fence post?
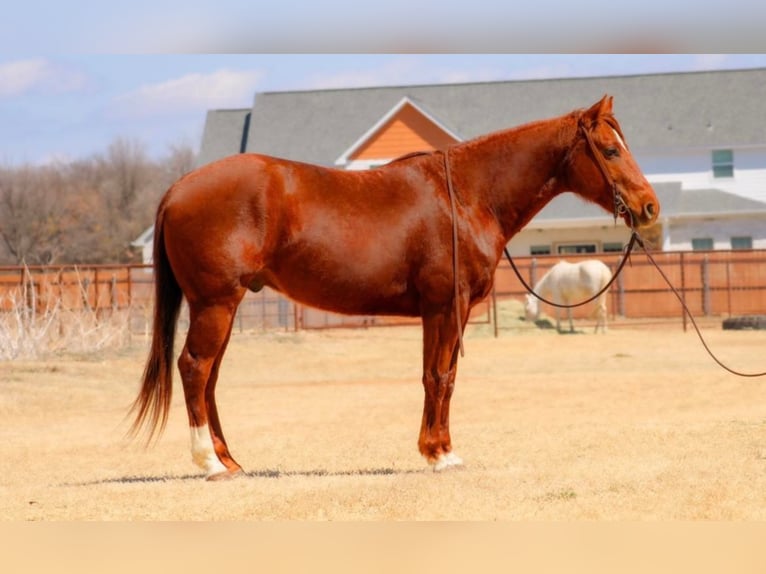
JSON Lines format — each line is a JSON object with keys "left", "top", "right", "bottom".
{"left": 701, "top": 255, "right": 710, "bottom": 316}
{"left": 94, "top": 268, "right": 100, "bottom": 318}
{"left": 23, "top": 266, "right": 36, "bottom": 328}
{"left": 261, "top": 289, "right": 267, "bottom": 330}
{"left": 110, "top": 274, "right": 118, "bottom": 312}
{"left": 82, "top": 277, "right": 91, "bottom": 311}
{"left": 679, "top": 252, "right": 687, "bottom": 332}
{"left": 491, "top": 283, "right": 498, "bottom": 338}
{"left": 617, "top": 265, "right": 625, "bottom": 317}
{"left": 127, "top": 266, "right": 133, "bottom": 307}
{"left": 725, "top": 261, "right": 732, "bottom": 316}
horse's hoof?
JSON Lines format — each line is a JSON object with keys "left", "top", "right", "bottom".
{"left": 432, "top": 452, "right": 464, "bottom": 472}
{"left": 206, "top": 468, "right": 244, "bottom": 482}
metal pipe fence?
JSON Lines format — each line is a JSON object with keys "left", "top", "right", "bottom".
{"left": 2, "top": 248, "right": 764, "bottom": 337}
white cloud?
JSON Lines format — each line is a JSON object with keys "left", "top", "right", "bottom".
{"left": 307, "top": 57, "right": 509, "bottom": 90}
{"left": 0, "top": 59, "right": 88, "bottom": 97}
{"left": 113, "top": 68, "right": 264, "bottom": 117}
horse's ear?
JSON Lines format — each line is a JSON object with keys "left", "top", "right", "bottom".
{"left": 583, "top": 94, "right": 612, "bottom": 125}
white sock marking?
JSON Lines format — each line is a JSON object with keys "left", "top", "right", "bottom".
{"left": 190, "top": 424, "right": 228, "bottom": 476}
{"left": 432, "top": 451, "right": 464, "bottom": 472}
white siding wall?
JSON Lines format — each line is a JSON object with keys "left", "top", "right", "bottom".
{"left": 636, "top": 146, "right": 766, "bottom": 203}
{"left": 664, "top": 217, "right": 766, "bottom": 251}
{"left": 509, "top": 225, "right": 634, "bottom": 256}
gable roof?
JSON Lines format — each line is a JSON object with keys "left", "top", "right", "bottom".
{"left": 656, "top": 185, "right": 766, "bottom": 218}
{"left": 334, "top": 96, "right": 462, "bottom": 165}
{"left": 197, "top": 67, "right": 766, "bottom": 168}
{"left": 197, "top": 108, "right": 251, "bottom": 167}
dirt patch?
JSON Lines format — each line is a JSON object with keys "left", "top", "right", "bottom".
{"left": 2, "top": 322, "right": 766, "bottom": 520}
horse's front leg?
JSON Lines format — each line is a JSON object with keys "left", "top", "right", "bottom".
{"left": 419, "top": 311, "right": 464, "bottom": 472}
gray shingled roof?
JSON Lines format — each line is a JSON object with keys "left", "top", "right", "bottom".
{"left": 198, "top": 67, "right": 766, "bottom": 168}
{"left": 198, "top": 108, "right": 251, "bottom": 166}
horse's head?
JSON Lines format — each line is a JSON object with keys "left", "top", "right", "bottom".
{"left": 524, "top": 293, "right": 539, "bottom": 321}
{"left": 565, "top": 95, "right": 659, "bottom": 229}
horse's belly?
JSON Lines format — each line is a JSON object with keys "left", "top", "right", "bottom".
{"left": 264, "top": 267, "right": 421, "bottom": 317}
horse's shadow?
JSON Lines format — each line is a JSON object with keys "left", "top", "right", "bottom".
{"left": 64, "top": 467, "right": 423, "bottom": 487}
{"left": 534, "top": 318, "right": 555, "bottom": 329}
{"left": 530, "top": 317, "right": 585, "bottom": 334}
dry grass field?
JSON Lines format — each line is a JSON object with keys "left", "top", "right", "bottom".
{"left": 2, "top": 308, "right": 766, "bottom": 521}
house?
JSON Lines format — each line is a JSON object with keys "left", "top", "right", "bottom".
{"left": 134, "top": 67, "right": 766, "bottom": 262}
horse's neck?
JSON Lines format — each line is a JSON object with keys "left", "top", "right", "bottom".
{"left": 534, "top": 271, "right": 554, "bottom": 298}
{"left": 453, "top": 115, "right": 577, "bottom": 242}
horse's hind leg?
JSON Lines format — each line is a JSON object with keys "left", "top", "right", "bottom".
{"left": 179, "top": 299, "right": 243, "bottom": 480}
{"left": 595, "top": 299, "right": 608, "bottom": 334}
{"left": 204, "top": 324, "right": 243, "bottom": 481}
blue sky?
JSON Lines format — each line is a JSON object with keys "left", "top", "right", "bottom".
{"left": 2, "top": 54, "right": 766, "bottom": 165}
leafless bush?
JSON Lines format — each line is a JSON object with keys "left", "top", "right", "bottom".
{"left": 0, "top": 269, "right": 133, "bottom": 360}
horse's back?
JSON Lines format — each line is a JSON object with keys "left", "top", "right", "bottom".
{"left": 578, "top": 260, "right": 612, "bottom": 289}
{"left": 157, "top": 151, "right": 458, "bottom": 317}
{"left": 545, "top": 260, "right": 610, "bottom": 301}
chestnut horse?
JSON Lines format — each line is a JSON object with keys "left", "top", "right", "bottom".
{"left": 131, "top": 95, "right": 659, "bottom": 480}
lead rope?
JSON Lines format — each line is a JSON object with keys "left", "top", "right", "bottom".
{"left": 507, "top": 231, "right": 766, "bottom": 377}
{"left": 510, "top": 116, "right": 765, "bottom": 377}
{"left": 633, "top": 235, "right": 766, "bottom": 377}
{"left": 505, "top": 232, "right": 639, "bottom": 311}
{"left": 444, "top": 149, "right": 465, "bottom": 357}
{"left": 584, "top": 115, "right": 765, "bottom": 376}
{"left": 504, "top": 117, "right": 637, "bottom": 311}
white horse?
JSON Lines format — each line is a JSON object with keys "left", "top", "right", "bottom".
{"left": 524, "top": 260, "right": 612, "bottom": 333}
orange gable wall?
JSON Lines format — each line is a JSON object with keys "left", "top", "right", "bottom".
{"left": 350, "top": 103, "right": 459, "bottom": 160}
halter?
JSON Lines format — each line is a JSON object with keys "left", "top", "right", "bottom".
{"left": 509, "top": 119, "right": 766, "bottom": 377}
{"left": 445, "top": 120, "right": 765, "bottom": 377}
{"left": 577, "top": 116, "right": 631, "bottom": 226}
{"left": 445, "top": 117, "right": 635, "bottom": 356}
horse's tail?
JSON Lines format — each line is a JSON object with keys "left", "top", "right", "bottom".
{"left": 128, "top": 199, "right": 182, "bottom": 442}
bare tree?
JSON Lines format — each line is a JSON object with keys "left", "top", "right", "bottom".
{"left": 163, "top": 141, "right": 196, "bottom": 183}
{"left": 0, "top": 139, "right": 197, "bottom": 265}
{"left": 0, "top": 164, "right": 73, "bottom": 264}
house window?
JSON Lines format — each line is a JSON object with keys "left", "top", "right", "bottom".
{"left": 691, "top": 238, "right": 714, "bottom": 251}
{"left": 557, "top": 243, "right": 596, "bottom": 254}
{"left": 731, "top": 236, "right": 752, "bottom": 250}
{"left": 603, "top": 242, "right": 624, "bottom": 253}
{"left": 712, "top": 149, "right": 733, "bottom": 178}
{"left": 530, "top": 245, "right": 551, "bottom": 255}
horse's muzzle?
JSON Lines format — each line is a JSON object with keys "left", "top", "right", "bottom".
{"left": 640, "top": 200, "right": 659, "bottom": 226}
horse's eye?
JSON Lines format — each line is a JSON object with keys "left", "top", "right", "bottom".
{"left": 603, "top": 147, "right": 620, "bottom": 159}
